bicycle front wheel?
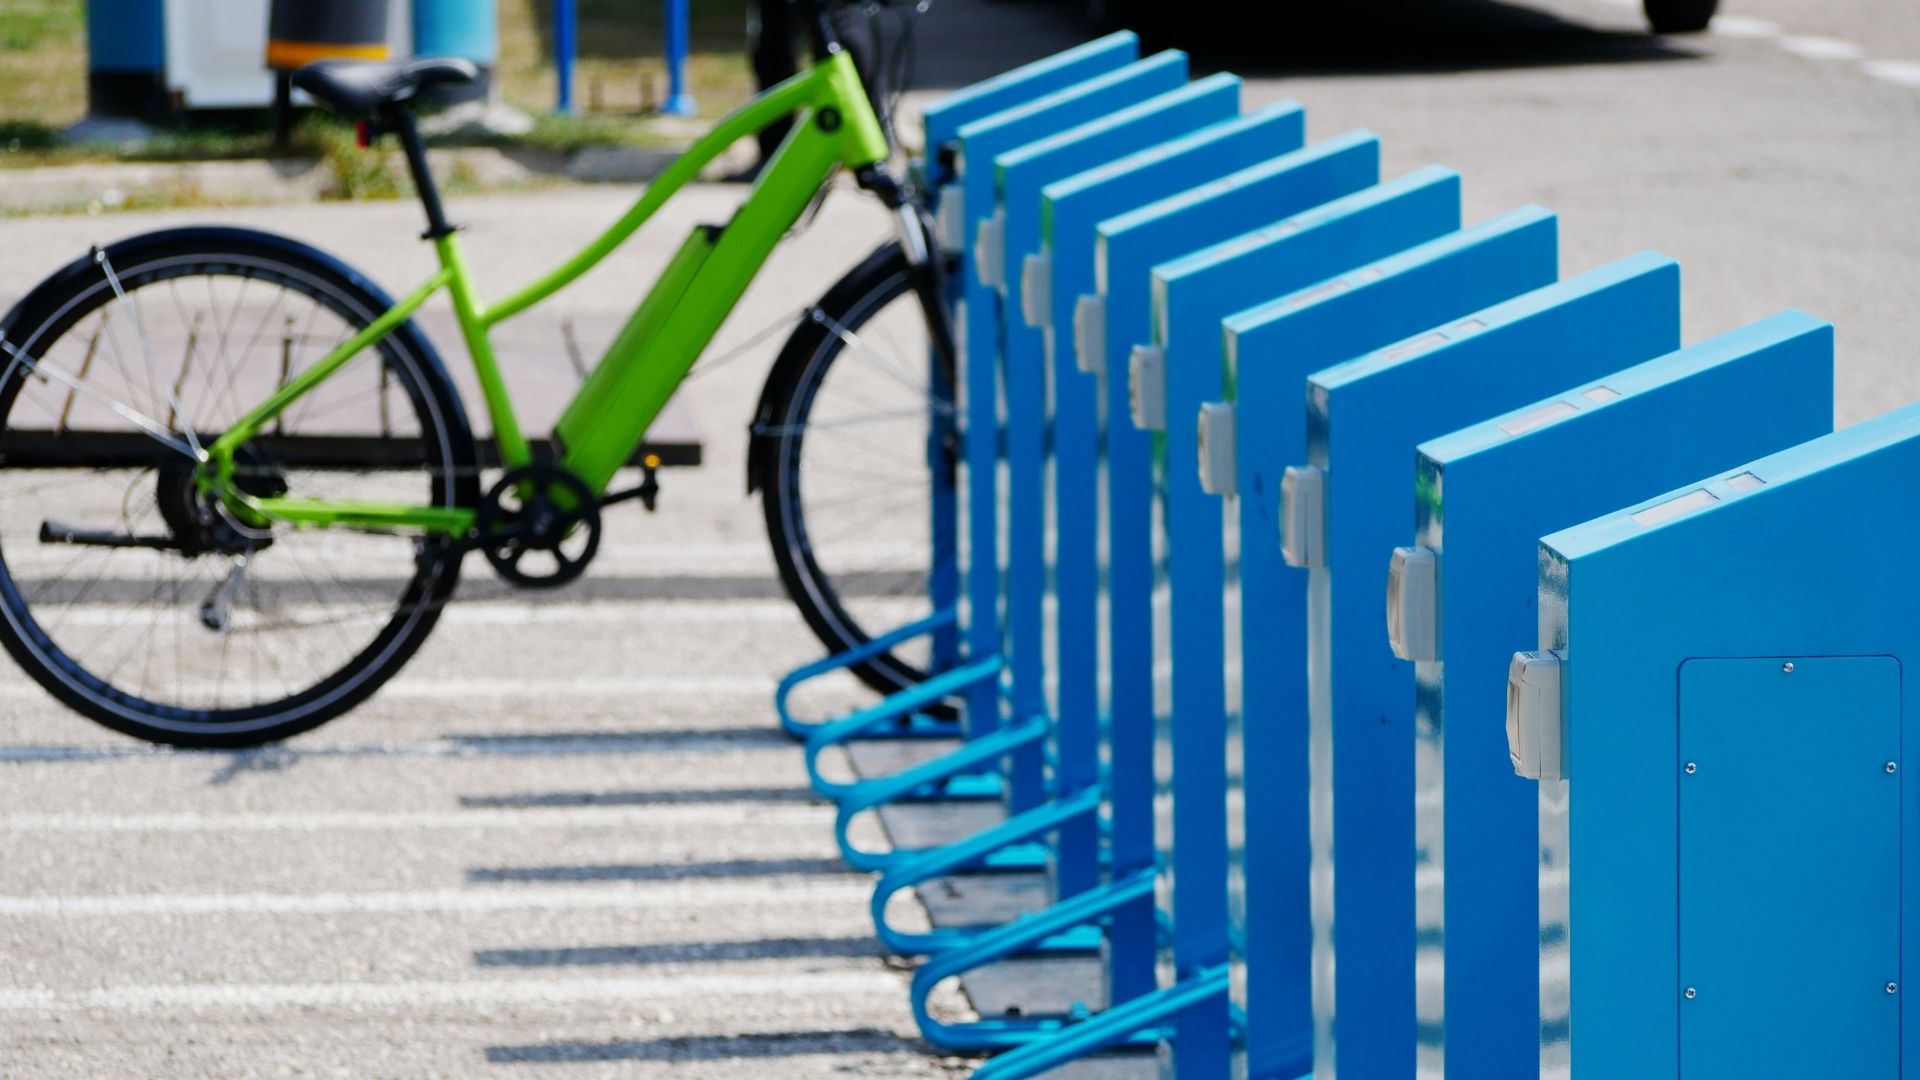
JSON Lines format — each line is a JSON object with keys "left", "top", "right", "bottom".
{"left": 0, "top": 227, "right": 480, "bottom": 747}
{"left": 754, "top": 242, "right": 958, "bottom": 698}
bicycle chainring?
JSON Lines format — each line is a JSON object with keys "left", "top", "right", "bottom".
{"left": 473, "top": 464, "right": 601, "bottom": 589}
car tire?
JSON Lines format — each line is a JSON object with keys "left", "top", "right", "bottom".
{"left": 1644, "top": 0, "right": 1718, "bottom": 34}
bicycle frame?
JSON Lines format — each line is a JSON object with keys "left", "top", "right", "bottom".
{"left": 201, "top": 50, "right": 891, "bottom": 536}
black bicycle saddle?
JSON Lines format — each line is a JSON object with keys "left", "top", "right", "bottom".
{"left": 292, "top": 58, "right": 479, "bottom": 118}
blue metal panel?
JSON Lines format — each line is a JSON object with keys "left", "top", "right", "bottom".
{"left": 990, "top": 73, "right": 1241, "bottom": 816}
{"left": 921, "top": 32, "right": 1139, "bottom": 186}
{"left": 1097, "top": 131, "right": 1383, "bottom": 1077}
{"left": 1523, "top": 319, "right": 1920, "bottom": 1078}
{"left": 916, "top": 36, "right": 1136, "bottom": 672}
{"left": 1678, "top": 656, "right": 1899, "bottom": 1079}
{"left": 1411, "top": 310, "right": 1834, "bottom": 1078}
{"left": 1225, "top": 205, "right": 1561, "bottom": 1080}
{"left": 1030, "top": 100, "right": 1308, "bottom": 1002}
{"left": 949, "top": 52, "right": 1190, "bottom": 735}
{"left": 791, "top": 37, "right": 1156, "bottom": 739}
{"left": 1160, "top": 165, "right": 1462, "bottom": 1080}
{"left": 89, "top": 0, "right": 165, "bottom": 71}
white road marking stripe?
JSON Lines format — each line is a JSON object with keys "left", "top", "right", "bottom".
{"left": 1697, "top": 13, "right": 1920, "bottom": 97}
{"left": 1710, "top": 15, "right": 1782, "bottom": 38}
{"left": 0, "top": 674, "right": 781, "bottom": 700}
{"left": 0, "top": 880, "right": 876, "bottom": 917}
{"left": 440, "top": 598, "right": 922, "bottom": 626}
{"left": 0, "top": 728, "right": 815, "bottom": 762}
{"left": 0, "top": 803, "right": 826, "bottom": 833}
{"left": 1775, "top": 35, "right": 1866, "bottom": 61}
{"left": 0, "top": 971, "right": 902, "bottom": 1013}
{"left": 385, "top": 674, "right": 779, "bottom": 696}
{"left": 13, "top": 597, "right": 923, "bottom": 628}
{"left": 1862, "top": 59, "right": 1920, "bottom": 87}
{"left": 445, "top": 600, "right": 806, "bottom": 625}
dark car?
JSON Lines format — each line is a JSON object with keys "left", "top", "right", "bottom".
{"left": 1091, "top": 0, "right": 1720, "bottom": 37}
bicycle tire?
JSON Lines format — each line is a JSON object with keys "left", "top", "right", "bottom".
{"left": 753, "top": 241, "right": 960, "bottom": 699}
{"left": 0, "top": 227, "right": 480, "bottom": 747}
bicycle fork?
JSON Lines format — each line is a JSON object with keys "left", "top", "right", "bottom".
{"left": 861, "top": 166, "right": 960, "bottom": 381}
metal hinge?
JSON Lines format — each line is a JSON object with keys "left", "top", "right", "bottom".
{"left": 974, "top": 210, "right": 1004, "bottom": 290}
{"left": 1197, "top": 401, "right": 1236, "bottom": 497}
{"left": 1506, "top": 650, "right": 1565, "bottom": 781}
{"left": 1385, "top": 545, "right": 1439, "bottom": 662}
{"left": 937, "top": 185, "right": 966, "bottom": 250}
{"left": 1279, "top": 465, "right": 1325, "bottom": 569}
{"left": 1128, "top": 344, "right": 1166, "bottom": 432}
{"left": 1073, "top": 294, "right": 1105, "bottom": 376}
{"left": 1020, "top": 253, "right": 1051, "bottom": 330}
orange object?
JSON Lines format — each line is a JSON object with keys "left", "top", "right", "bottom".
{"left": 266, "top": 39, "right": 389, "bottom": 70}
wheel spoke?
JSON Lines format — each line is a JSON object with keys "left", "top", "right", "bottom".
{"left": 0, "top": 252, "right": 463, "bottom": 741}
{"left": 766, "top": 264, "right": 945, "bottom": 693}
{"left": 0, "top": 338, "right": 198, "bottom": 460}
{"left": 95, "top": 249, "right": 204, "bottom": 458}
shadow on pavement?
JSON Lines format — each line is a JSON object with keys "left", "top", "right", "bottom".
{"left": 458, "top": 785, "right": 817, "bottom": 808}
{"left": 446, "top": 728, "right": 790, "bottom": 753}
{"left": 484, "top": 1028, "right": 923, "bottom": 1064}
{"left": 473, "top": 935, "right": 885, "bottom": 967}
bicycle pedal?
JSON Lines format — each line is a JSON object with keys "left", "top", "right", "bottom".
{"left": 604, "top": 463, "right": 661, "bottom": 513}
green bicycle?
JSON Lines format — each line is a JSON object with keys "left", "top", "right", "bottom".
{"left": 0, "top": 1, "right": 958, "bottom": 747}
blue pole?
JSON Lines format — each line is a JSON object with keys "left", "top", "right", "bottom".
{"left": 555, "top": 0, "right": 577, "bottom": 114}
{"left": 662, "top": 0, "right": 697, "bottom": 116}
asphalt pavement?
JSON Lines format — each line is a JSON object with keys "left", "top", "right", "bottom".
{"left": 0, "top": 0, "right": 1915, "bottom": 1075}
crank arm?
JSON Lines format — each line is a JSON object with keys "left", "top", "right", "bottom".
{"left": 39, "top": 520, "right": 182, "bottom": 551}
{"left": 600, "top": 464, "right": 661, "bottom": 512}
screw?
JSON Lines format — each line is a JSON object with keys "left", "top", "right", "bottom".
{"left": 1890, "top": 983, "right": 1900, "bottom": 995}
{"left": 1684, "top": 987, "right": 1697, "bottom": 1000}
{"left": 1684, "top": 762, "right": 1697, "bottom": 775}
{"left": 1782, "top": 662, "right": 1795, "bottom": 673}
{"left": 1889, "top": 762, "right": 1899, "bottom": 775}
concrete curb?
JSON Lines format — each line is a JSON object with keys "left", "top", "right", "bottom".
{"left": 0, "top": 141, "right": 742, "bottom": 215}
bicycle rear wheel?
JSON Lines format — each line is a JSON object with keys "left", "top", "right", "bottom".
{"left": 754, "top": 242, "right": 958, "bottom": 698}
{"left": 0, "top": 227, "right": 479, "bottom": 747}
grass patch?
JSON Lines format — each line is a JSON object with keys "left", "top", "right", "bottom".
{"left": 0, "top": 0, "right": 88, "bottom": 129}
{"left": 0, "top": 0, "right": 754, "bottom": 195}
